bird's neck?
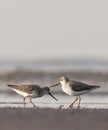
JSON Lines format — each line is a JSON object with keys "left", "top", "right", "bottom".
{"left": 42, "top": 91, "right": 47, "bottom": 95}
{"left": 61, "top": 81, "right": 68, "bottom": 87}
{"left": 42, "top": 88, "right": 48, "bottom": 95}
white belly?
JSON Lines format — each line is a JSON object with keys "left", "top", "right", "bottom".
{"left": 12, "top": 89, "right": 29, "bottom": 97}
{"left": 62, "top": 86, "right": 91, "bottom": 96}
{"left": 72, "top": 90, "right": 91, "bottom": 96}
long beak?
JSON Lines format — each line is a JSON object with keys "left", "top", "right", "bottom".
{"left": 48, "top": 92, "right": 58, "bottom": 101}
{"left": 50, "top": 83, "right": 60, "bottom": 88}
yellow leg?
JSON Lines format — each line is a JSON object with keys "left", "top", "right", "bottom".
{"left": 69, "top": 97, "right": 78, "bottom": 108}
{"left": 30, "top": 98, "right": 36, "bottom": 107}
{"left": 78, "top": 96, "right": 81, "bottom": 108}
{"left": 23, "top": 97, "right": 26, "bottom": 108}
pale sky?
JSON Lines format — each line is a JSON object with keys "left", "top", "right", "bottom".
{"left": 0, "top": 0, "right": 108, "bottom": 60}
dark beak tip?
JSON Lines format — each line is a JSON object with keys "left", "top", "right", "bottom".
{"left": 48, "top": 92, "right": 58, "bottom": 101}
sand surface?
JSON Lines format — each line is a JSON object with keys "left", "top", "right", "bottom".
{"left": 0, "top": 108, "right": 108, "bottom": 130}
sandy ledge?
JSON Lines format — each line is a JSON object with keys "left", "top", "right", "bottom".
{"left": 0, "top": 108, "right": 108, "bottom": 130}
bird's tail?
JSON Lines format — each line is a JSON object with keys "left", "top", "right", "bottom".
{"left": 7, "top": 85, "right": 18, "bottom": 89}
{"left": 7, "top": 84, "right": 15, "bottom": 87}
{"left": 91, "top": 85, "right": 101, "bottom": 90}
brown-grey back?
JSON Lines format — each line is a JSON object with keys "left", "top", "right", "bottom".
{"left": 69, "top": 80, "right": 100, "bottom": 91}
{"left": 7, "top": 84, "right": 41, "bottom": 94}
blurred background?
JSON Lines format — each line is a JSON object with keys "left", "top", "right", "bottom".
{"left": 0, "top": 0, "right": 108, "bottom": 108}
{"left": 0, "top": 0, "right": 108, "bottom": 60}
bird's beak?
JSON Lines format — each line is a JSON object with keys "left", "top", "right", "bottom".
{"left": 48, "top": 92, "right": 58, "bottom": 101}
{"left": 50, "top": 83, "right": 60, "bottom": 88}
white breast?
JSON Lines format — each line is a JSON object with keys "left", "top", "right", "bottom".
{"left": 62, "top": 86, "right": 73, "bottom": 95}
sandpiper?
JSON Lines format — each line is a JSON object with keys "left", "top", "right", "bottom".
{"left": 52, "top": 76, "right": 100, "bottom": 108}
{"left": 7, "top": 84, "right": 58, "bottom": 107}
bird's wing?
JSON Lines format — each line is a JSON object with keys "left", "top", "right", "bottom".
{"left": 69, "top": 81, "right": 97, "bottom": 91}
{"left": 7, "top": 84, "right": 41, "bottom": 94}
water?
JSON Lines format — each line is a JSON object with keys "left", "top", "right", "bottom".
{"left": 0, "top": 59, "right": 107, "bottom": 109}
{"left": 0, "top": 94, "right": 108, "bottom": 109}
{"left": 0, "top": 85, "right": 107, "bottom": 109}
{"left": 0, "top": 59, "right": 108, "bottom": 72}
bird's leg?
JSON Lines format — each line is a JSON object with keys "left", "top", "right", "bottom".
{"left": 23, "top": 97, "right": 26, "bottom": 108}
{"left": 30, "top": 98, "right": 36, "bottom": 107}
{"left": 69, "top": 97, "right": 78, "bottom": 108}
{"left": 78, "top": 96, "right": 81, "bottom": 108}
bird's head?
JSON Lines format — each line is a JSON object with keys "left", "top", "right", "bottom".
{"left": 60, "top": 76, "right": 70, "bottom": 85}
